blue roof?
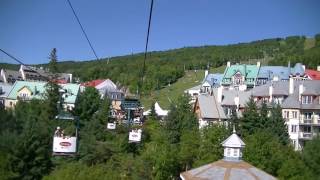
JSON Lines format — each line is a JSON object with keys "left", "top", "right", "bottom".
{"left": 291, "top": 63, "right": 305, "bottom": 75}
{"left": 257, "top": 66, "right": 290, "bottom": 80}
{"left": 202, "top": 73, "right": 223, "bottom": 86}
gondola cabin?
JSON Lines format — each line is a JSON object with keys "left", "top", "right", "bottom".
{"left": 107, "top": 122, "right": 116, "bottom": 130}
{"left": 52, "top": 114, "right": 79, "bottom": 156}
{"left": 53, "top": 136, "right": 77, "bottom": 155}
{"left": 129, "top": 129, "right": 142, "bottom": 143}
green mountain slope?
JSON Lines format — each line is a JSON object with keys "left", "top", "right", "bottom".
{"left": 1, "top": 34, "right": 319, "bottom": 95}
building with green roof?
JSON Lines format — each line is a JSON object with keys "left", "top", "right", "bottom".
{"left": 221, "top": 61, "right": 260, "bottom": 89}
{"left": 5, "top": 81, "right": 80, "bottom": 110}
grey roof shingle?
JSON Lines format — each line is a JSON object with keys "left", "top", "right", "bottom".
{"left": 180, "top": 160, "right": 276, "bottom": 180}
{"left": 198, "top": 94, "right": 227, "bottom": 119}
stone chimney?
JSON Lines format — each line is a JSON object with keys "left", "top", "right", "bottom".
{"left": 217, "top": 86, "right": 223, "bottom": 103}
{"left": 269, "top": 85, "right": 273, "bottom": 102}
{"left": 227, "top": 61, "right": 231, "bottom": 67}
{"left": 234, "top": 95, "right": 240, "bottom": 111}
{"left": 289, "top": 77, "right": 294, "bottom": 94}
{"left": 19, "top": 65, "right": 26, "bottom": 80}
{"left": 299, "top": 84, "right": 305, "bottom": 102}
{"left": 204, "top": 70, "right": 208, "bottom": 79}
{"left": 0, "top": 69, "right": 7, "bottom": 83}
{"left": 69, "top": 73, "right": 73, "bottom": 83}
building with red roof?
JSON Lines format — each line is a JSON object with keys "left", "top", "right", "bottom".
{"left": 305, "top": 69, "right": 320, "bottom": 80}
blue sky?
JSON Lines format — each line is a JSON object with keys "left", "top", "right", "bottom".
{"left": 0, "top": 0, "right": 319, "bottom": 64}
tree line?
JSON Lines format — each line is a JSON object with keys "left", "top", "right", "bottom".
{"left": 1, "top": 87, "right": 320, "bottom": 179}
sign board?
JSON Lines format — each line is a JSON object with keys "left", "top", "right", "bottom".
{"left": 53, "top": 136, "right": 77, "bottom": 153}
{"left": 107, "top": 123, "right": 116, "bottom": 130}
{"left": 129, "top": 130, "right": 142, "bottom": 142}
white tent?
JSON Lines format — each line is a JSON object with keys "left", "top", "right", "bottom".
{"left": 154, "top": 102, "right": 168, "bottom": 116}
{"left": 144, "top": 102, "right": 169, "bottom": 116}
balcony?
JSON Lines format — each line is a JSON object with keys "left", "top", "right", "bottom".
{"left": 299, "top": 132, "right": 318, "bottom": 140}
{"left": 299, "top": 115, "right": 320, "bottom": 125}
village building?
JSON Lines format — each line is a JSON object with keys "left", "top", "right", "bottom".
{"left": 0, "top": 65, "right": 72, "bottom": 84}
{"left": 251, "top": 79, "right": 320, "bottom": 150}
{"left": 185, "top": 70, "right": 223, "bottom": 103}
{"left": 194, "top": 86, "right": 251, "bottom": 128}
{"left": 5, "top": 81, "right": 80, "bottom": 110}
{"left": 221, "top": 61, "right": 260, "bottom": 90}
{"left": 305, "top": 67, "right": 320, "bottom": 80}
{"left": 81, "top": 79, "right": 125, "bottom": 120}
{"left": 0, "top": 82, "right": 13, "bottom": 108}
{"left": 180, "top": 128, "right": 276, "bottom": 180}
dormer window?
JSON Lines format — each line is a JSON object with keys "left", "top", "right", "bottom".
{"left": 302, "top": 95, "right": 313, "bottom": 104}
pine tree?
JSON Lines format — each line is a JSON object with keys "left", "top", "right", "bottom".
{"left": 9, "top": 100, "right": 52, "bottom": 180}
{"left": 148, "top": 101, "right": 158, "bottom": 120}
{"left": 48, "top": 48, "right": 58, "bottom": 73}
{"left": 259, "top": 102, "right": 270, "bottom": 128}
{"left": 302, "top": 136, "right": 320, "bottom": 177}
{"left": 240, "top": 97, "right": 260, "bottom": 136}
{"left": 269, "top": 104, "right": 289, "bottom": 145}
{"left": 44, "top": 81, "right": 60, "bottom": 119}
{"left": 164, "top": 95, "right": 198, "bottom": 144}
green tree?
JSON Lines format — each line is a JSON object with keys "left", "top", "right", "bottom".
{"left": 278, "top": 154, "right": 313, "bottom": 180}
{"left": 73, "top": 87, "right": 101, "bottom": 124}
{"left": 48, "top": 48, "right": 58, "bottom": 73}
{"left": 269, "top": 104, "right": 289, "bottom": 145}
{"left": 9, "top": 100, "right": 52, "bottom": 180}
{"left": 243, "top": 130, "right": 286, "bottom": 176}
{"left": 240, "top": 97, "right": 260, "bottom": 136}
{"left": 302, "top": 136, "right": 320, "bottom": 177}
{"left": 179, "top": 130, "right": 200, "bottom": 171}
{"left": 194, "top": 124, "right": 229, "bottom": 167}
{"left": 148, "top": 101, "right": 158, "bottom": 120}
{"left": 164, "top": 95, "right": 198, "bottom": 144}
{"left": 44, "top": 81, "right": 60, "bottom": 119}
{"left": 259, "top": 101, "right": 270, "bottom": 128}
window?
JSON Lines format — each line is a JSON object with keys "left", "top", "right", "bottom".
{"left": 292, "top": 140, "right": 296, "bottom": 148}
{"left": 303, "top": 126, "right": 311, "bottom": 133}
{"left": 283, "top": 111, "right": 289, "bottom": 119}
{"left": 291, "top": 125, "right": 297, "bottom": 133}
{"left": 302, "top": 96, "right": 313, "bottom": 104}
{"left": 292, "top": 111, "right": 298, "bottom": 119}
{"left": 227, "top": 148, "right": 231, "bottom": 156}
{"left": 304, "top": 112, "right": 312, "bottom": 120}
{"left": 233, "top": 149, "right": 238, "bottom": 156}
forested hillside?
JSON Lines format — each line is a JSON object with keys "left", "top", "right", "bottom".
{"left": 1, "top": 34, "right": 320, "bottom": 94}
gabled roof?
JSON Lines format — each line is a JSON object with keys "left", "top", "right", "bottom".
{"left": 222, "top": 64, "right": 259, "bottom": 86}
{"left": 1, "top": 69, "right": 23, "bottom": 83}
{"left": 257, "top": 66, "right": 290, "bottom": 80}
{"left": 7, "top": 81, "right": 46, "bottom": 100}
{"left": 305, "top": 69, "right": 320, "bottom": 80}
{"left": 59, "top": 83, "right": 80, "bottom": 104}
{"left": 291, "top": 63, "right": 305, "bottom": 76}
{"left": 252, "top": 81, "right": 289, "bottom": 97}
{"left": 215, "top": 89, "right": 251, "bottom": 107}
{"left": 81, "top": 79, "right": 105, "bottom": 87}
{"left": 0, "top": 83, "right": 13, "bottom": 98}
{"left": 282, "top": 80, "right": 320, "bottom": 109}
{"left": 224, "top": 64, "right": 259, "bottom": 79}
{"left": 221, "top": 133, "right": 245, "bottom": 148}
{"left": 6, "top": 81, "right": 80, "bottom": 104}
{"left": 202, "top": 73, "right": 223, "bottom": 87}
{"left": 197, "top": 94, "right": 227, "bottom": 119}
